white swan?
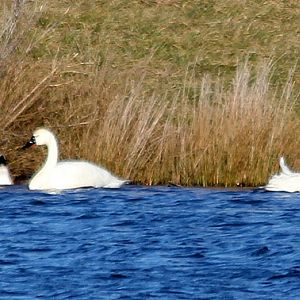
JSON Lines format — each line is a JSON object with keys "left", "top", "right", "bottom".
{"left": 22, "top": 128, "right": 127, "bottom": 190}
{"left": 0, "top": 155, "right": 13, "bottom": 185}
{"left": 265, "top": 157, "right": 300, "bottom": 192}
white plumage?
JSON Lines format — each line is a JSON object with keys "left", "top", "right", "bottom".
{"left": 0, "top": 155, "right": 13, "bottom": 185}
{"left": 265, "top": 157, "right": 300, "bottom": 192}
{"left": 23, "top": 128, "right": 127, "bottom": 191}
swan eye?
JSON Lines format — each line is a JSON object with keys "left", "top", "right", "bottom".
{"left": 22, "top": 135, "right": 37, "bottom": 149}
{"left": 30, "top": 136, "right": 36, "bottom": 144}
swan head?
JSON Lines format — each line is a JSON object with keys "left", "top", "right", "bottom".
{"left": 0, "top": 155, "right": 7, "bottom": 166}
{"left": 22, "top": 128, "right": 56, "bottom": 149}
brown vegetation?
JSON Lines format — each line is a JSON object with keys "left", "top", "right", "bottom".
{"left": 0, "top": 0, "right": 299, "bottom": 187}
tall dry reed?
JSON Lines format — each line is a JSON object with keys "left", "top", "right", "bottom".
{"left": 0, "top": 56, "right": 298, "bottom": 186}
{"left": 76, "top": 60, "right": 299, "bottom": 186}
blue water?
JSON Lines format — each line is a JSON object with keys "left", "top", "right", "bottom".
{"left": 0, "top": 185, "right": 300, "bottom": 299}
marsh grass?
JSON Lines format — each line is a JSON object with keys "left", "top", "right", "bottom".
{"left": 65, "top": 59, "right": 299, "bottom": 186}
{"left": 1, "top": 56, "right": 299, "bottom": 186}
{"left": 0, "top": 0, "right": 299, "bottom": 186}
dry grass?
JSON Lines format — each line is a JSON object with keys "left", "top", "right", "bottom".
{"left": 1, "top": 56, "right": 299, "bottom": 187}
{"left": 0, "top": 0, "right": 299, "bottom": 186}
{"left": 75, "top": 59, "right": 299, "bottom": 187}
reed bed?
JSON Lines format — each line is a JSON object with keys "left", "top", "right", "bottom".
{"left": 0, "top": 0, "right": 299, "bottom": 187}
{"left": 3, "top": 57, "right": 298, "bottom": 187}
{"left": 77, "top": 60, "right": 300, "bottom": 186}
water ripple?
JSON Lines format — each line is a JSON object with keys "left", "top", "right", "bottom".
{"left": 0, "top": 185, "right": 300, "bottom": 299}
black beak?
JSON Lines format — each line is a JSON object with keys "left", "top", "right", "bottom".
{"left": 22, "top": 136, "right": 36, "bottom": 150}
{"left": 0, "top": 155, "right": 7, "bottom": 165}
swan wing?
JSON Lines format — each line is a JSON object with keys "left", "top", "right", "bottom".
{"left": 264, "top": 157, "right": 300, "bottom": 192}
{"left": 265, "top": 173, "right": 300, "bottom": 192}
{"left": 37, "top": 161, "right": 126, "bottom": 190}
{"left": 0, "top": 166, "right": 12, "bottom": 185}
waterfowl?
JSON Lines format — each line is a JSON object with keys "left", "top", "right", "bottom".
{"left": 265, "top": 157, "right": 300, "bottom": 192}
{"left": 22, "top": 128, "right": 127, "bottom": 191}
{"left": 0, "top": 155, "right": 13, "bottom": 185}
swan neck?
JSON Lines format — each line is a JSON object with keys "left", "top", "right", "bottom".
{"left": 44, "top": 136, "right": 59, "bottom": 170}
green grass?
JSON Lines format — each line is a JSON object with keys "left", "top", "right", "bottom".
{"left": 28, "top": 1, "right": 299, "bottom": 83}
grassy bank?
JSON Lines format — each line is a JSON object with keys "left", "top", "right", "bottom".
{"left": 0, "top": 0, "right": 299, "bottom": 186}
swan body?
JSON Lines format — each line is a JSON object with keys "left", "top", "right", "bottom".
{"left": 0, "top": 155, "right": 13, "bottom": 185}
{"left": 23, "top": 128, "right": 127, "bottom": 191}
{"left": 265, "top": 157, "right": 300, "bottom": 192}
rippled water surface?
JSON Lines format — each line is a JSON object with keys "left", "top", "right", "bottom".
{"left": 0, "top": 185, "right": 300, "bottom": 299}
